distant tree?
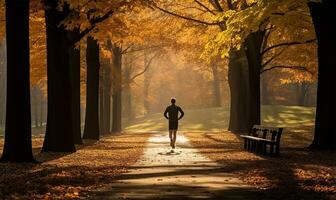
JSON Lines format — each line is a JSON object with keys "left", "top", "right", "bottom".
{"left": 111, "top": 44, "right": 122, "bottom": 133}
{"left": 1, "top": 0, "right": 35, "bottom": 162}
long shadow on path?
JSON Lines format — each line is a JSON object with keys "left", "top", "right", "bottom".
{"left": 90, "top": 133, "right": 261, "bottom": 200}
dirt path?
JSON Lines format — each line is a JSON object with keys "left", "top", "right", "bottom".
{"left": 92, "top": 133, "right": 257, "bottom": 199}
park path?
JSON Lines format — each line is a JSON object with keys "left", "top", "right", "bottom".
{"left": 92, "top": 132, "right": 256, "bottom": 199}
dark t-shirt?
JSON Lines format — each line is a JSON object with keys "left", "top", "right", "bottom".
{"left": 164, "top": 105, "right": 184, "bottom": 121}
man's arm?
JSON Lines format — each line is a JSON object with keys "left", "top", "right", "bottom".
{"left": 164, "top": 107, "right": 169, "bottom": 119}
{"left": 178, "top": 107, "right": 184, "bottom": 120}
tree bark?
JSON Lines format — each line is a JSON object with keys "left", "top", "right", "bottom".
{"left": 123, "top": 56, "right": 133, "bottom": 120}
{"left": 261, "top": 73, "right": 270, "bottom": 105}
{"left": 99, "top": 66, "right": 105, "bottom": 133}
{"left": 112, "top": 45, "right": 122, "bottom": 133}
{"left": 1, "top": 0, "right": 35, "bottom": 162}
{"left": 143, "top": 52, "right": 151, "bottom": 115}
{"left": 69, "top": 29, "right": 82, "bottom": 144}
{"left": 42, "top": 1, "right": 75, "bottom": 152}
{"left": 104, "top": 66, "right": 111, "bottom": 133}
{"left": 228, "top": 50, "right": 250, "bottom": 133}
{"left": 83, "top": 36, "right": 100, "bottom": 140}
{"left": 211, "top": 64, "right": 221, "bottom": 107}
{"left": 32, "top": 86, "right": 39, "bottom": 128}
{"left": 244, "top": 31, "right": 265, "bottom": 128}
{"left": 308, "top": 1, "right": 336, "bottom": 149}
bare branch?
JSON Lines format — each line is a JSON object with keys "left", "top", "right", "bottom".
{"left": 154, "top": 4, "right": 220, "bottom": 26}
{"left": 194, "top": 0, "right": 216, "bottom": 15}
{"left": 209, "top": 0, "right": 224, "bottom": 11}
{"left": 261, "top": 47, "right": 287, "bottom": 69}
{"left": 261, "top": 65, "right": 313, "bottom": 75}
{"left": 130, "top": 53, "right": 158, "bottom": 81}
{"left": 261, "top": 39, "right": 316, "bottom": 55}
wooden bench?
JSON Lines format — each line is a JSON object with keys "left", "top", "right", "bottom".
{"left": 240, "top": 125, "right": 283, "bottom": 156}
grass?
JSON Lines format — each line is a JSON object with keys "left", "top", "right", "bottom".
{"left": 124, "top": 105, "right": 316, "bottom": 132}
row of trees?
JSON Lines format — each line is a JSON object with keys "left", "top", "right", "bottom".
{"left": 1, "top": 0, "right": 140, "bottom": 162}
{"left": 1, "top": 0, "right": 334, "bottom": 163}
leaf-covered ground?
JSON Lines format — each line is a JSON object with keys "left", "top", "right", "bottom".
{"left": 0, "top": 132, "right": 151, "bottom": 199}
{"left": 184, "top": 127, "right": 336, "bottom": 200}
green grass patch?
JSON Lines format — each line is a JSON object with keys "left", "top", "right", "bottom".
{"left": 123, "top": 105, "right": 316, "bottom": 132}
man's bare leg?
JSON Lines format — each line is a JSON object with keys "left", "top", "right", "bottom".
{"left": 169, "top": 130, "right": 173, "bottom": 148}
{"left": 172, "top": 130, "right": 177, "bottom": 149}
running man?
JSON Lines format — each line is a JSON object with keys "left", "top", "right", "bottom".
{"left": 164, "top": 98, "right": 184, "bottom": 150}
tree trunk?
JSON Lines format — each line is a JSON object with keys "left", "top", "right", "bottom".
{"left": 143, "top": 53, "right": 151, "bottom": 115}
{"left": 1, "top": 0, "right": 35, "bottom": 162}
{"left": 99, "top": 66, "right": 105, "bottom": 133}
{"left": 308, "top": 1, "right": 336, "bottom": 149}
{"left": 104, "top": 66, "right": 111, "bottom": 133}
{"left": 296, "top": 82, "right": 310, "bottom": 106}
{"left": 83, "top": 36, "right": 100, "bottom": 140}
{"left": 40, "top": 99, "right": 45, "bottom": 127}
{"left": 112, "top": 46, "right": 122, "bottom": 133}
{"left": 0, "top": 39, "right": 6, "bottom": 129}
{"left": 69, "top": 29, "right": 82, "bottom": 144}
{"left": 228, "top": 50, "right": 250, "bottom": 133}
{"left": 211, "top": 65, "right": 221, "bottom": 107}
{"left": 244, "top": 31, "right": 265, "bottom": 128}
{"left": 261, "top": 73, "right": 270, "bottom": 105}
{"left": 32, "top": 86, "right": 39, "bottom": 128}
{"left": 42, "top": 1, "right": 75, "bottom": 152}
{"left": 123, "top": 57, "right": 133, "bottom": 120}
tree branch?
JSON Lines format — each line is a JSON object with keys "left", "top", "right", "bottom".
{"left": 210, "top": 0, "right": 224, "bottom": 11}
{"left": 261, "top": 65, "right": 313, "bottom": 75}
{"left": 194, "top": 0, "right": 216, "bottom": 15}
{"left": 262, "top": 39, "right": 316, "bottom": 55}
{"left": 130, "top": 53, "right": 158, "bottom": 81}
{"left": 77, "top": 10, "right": 114, "bottom": 42}
{"left": 261, "top": 47, "right": 287, "bottom": 69}
{"left": 154, "top": 4, "right": 220, "bottom": 26}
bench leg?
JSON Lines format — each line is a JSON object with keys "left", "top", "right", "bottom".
{"left": 270, "top": 144, "right": 274, "bottom": 156}
{"left": 275, "top": 144, "right": 280, "bottom": 156}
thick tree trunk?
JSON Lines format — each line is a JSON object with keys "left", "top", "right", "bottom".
{"left": 0, "top": 39, "right": 6, "bottom": 129}
{"left": 83, "top": 36, "right": 100, "bottom": 140}
{"left": 244, "top": 31, "right": 264, "bottom": 128}
{"left": 308, "top": 1, "right": 336, "bottom": 149}
{"left": 211, "top": 65, "right": 221, "bottom": 107}
{"left": 228, "top": 50, "right": 250, "bottom": 133}
{"left": 42, "top": 1, "right": 75, "bottom": 152}
{"left": 69, "top": 30, "right": 82, "bottom": 144}
{"left": 1, "top": 0, "right": 35, "bottom": 162}
{"left": 112, "top": 46, "right": 122, "bottom": 133}
{"left": 99, "top": 67, "right": 105, "bottom": 133}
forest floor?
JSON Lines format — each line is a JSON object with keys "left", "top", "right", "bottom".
{"left": 0, "top": 132, "right": 151, "bottom": 199}
{"left": 184, "top": 128, "right": 336, "bottom": 200}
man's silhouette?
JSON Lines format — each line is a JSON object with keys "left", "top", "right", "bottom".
{"left": 164, "top": 98, "right": 184, "bottom": 150}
